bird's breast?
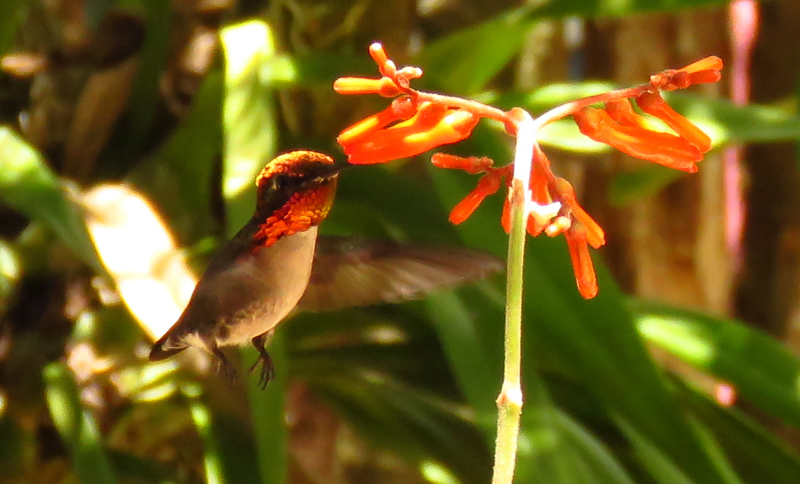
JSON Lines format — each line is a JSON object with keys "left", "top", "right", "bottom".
{"left": 210, "top": 227, "right": 319, "bottom": 346}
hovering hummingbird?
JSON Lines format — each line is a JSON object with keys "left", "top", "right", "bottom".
{"left": 149, "top": 150, "right": 502, "bottom": 387}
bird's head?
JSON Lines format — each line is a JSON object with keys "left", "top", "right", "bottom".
{"left": 253, "top": 151, "right": 342, "bottom": 248}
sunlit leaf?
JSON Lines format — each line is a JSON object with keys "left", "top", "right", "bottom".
{"left": 242, "top": 333, "right": 289, "bottom": 484}
{"left": 0, "top": 127, "right": 103, "bottom": 271}
{"left": 83, "top": 184, "right": 197, "bottom": 340}
{"left": 678, "top": 382, "right": 800, "bottom": 484}
{"left": 631, "top": 299, "right": 800, "bottom": 430}
{"left": 130, "top": 70, "right": 223, "bottom": 242}
{"left": 429, "top": 162, "right": 736, "bottom": 484}
{"left": 0, "top": 239, "right": 20, "bottom": 315}
{"left": 220, "top": 19, "right": 280, "bottom": 231}
{"left": 221, "top": 18, "right": 287, "bottom": 484}
{"left": 417, "top": 7, "right": 537, "bottom": 94}
{"left": 44, "top": 363, "right": 116, "bottom": 484}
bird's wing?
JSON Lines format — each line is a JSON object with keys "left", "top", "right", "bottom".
{"left": 297, "top": 236, "right": 503, "bottom": 312}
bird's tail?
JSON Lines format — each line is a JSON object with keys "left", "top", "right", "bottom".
{"left": 149, "top": 334, "right": 188, "bottom": 361}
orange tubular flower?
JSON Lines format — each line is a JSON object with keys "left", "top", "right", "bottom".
{"left": 604, "top": 99, "right": 651, "bottom": 130}
{"left": 573, "top": 107, "right": 702, "bottom": 173}
{"left": 449, "top": 171, "right": 503, "bottom": 224}
{"left": 431, "top": 153, "right": 494, "bottom": 174}
{"left": 369, "top": 43, "right": 396, "bottom": 77}
{"left": 565, "top": 223, "right": 598, "bottom": 299}
{"left": 555, "top": 178, "right": 605, "bottom": 249}
{"left": 526, "top": 159, "right": 553, "bottom": 237}
{"left": 650, "top": 56, "right": 723, "bottom": 91}
{"left": 334, "top": 43, "right": 723, "bottom": 301}
{"left": 501, "top": 197, "right": 512, "bottom": 233}
{"left": 345, "top": 107, "right": 479, "bottom": 164}
{"left": 333, "top": 76, "right": 402, "bottom": 97}
{"left": 545, "top": 216, "right": 571, "bottom": 237}
{"left": 636, "top": 91, "right": 712, "bottom": 152}
{"left": 337, "top": 96, "right": 417, "bottom": 147}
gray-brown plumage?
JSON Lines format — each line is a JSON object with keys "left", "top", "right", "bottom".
{"left": 150, "top": 151, "right": 502, "bottom": 388}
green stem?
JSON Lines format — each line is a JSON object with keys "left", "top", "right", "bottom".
{"left": 491, "top": 111, "right": 538, "bottom": 484}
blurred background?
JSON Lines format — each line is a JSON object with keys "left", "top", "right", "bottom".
{"left": 1, "top": 0, "right": 800, "bottom": 483}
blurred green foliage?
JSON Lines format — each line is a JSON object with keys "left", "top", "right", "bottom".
{"left": 1, "top": 1, "right": 800, "bottom": 484}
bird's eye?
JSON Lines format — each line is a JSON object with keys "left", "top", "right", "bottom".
{"left": 274, "top": 177, "right": 288, "bottom": 190}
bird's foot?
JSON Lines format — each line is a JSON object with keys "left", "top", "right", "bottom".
{"left": 248, "top": 352, "right": 274, "bottom": 389}
{"left": 249, "top": 334, "right": 275, "bottom": 389}
{"left": 212, "top": 346, "right": 238, "bottom": 386}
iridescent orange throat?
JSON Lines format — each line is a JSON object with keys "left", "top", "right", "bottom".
{"left": 253, "top": 180, "right": 337, "bottom": 248}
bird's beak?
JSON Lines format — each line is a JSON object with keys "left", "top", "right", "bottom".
{"left": 330, "top": 159, "right": 351, "bottom": 175}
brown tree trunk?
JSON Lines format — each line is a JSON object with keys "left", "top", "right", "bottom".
{"left": 737, "top": 1, "right": 800, "bottom": 342}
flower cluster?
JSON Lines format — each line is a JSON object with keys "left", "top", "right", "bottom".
{"left": 335, "top": 45, "right": 481, "bottom": 164}
{"left": 334, "top": 43, "right": 722, "bottom": 299}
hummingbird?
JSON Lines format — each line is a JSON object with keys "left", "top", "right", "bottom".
{"left": 149, "top": 150, "right": 502, "bottom": 388}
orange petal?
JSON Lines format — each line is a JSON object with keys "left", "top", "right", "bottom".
{"left": 369, "top": 43, "right": 396, "bottom": 77}
{"left": 346, "top": 108, "right": 478, "bottom": 164}
{"left": 332, "top": 77, "right": 401, "bottom": 97}
{"left": 527, "top": 216, "right": 545, "bottom": 237}
{"left": 650, "top": 56, "right": 723, "bottom": 91}
{"left": 604, "top": 99, "right": 651, "bottom": 130}
{"left": 681, "top": 56, "right": 723, "bottom": 74}
{"left": 337, "top": 98, "right": 415, "bottom": 147}
{"left": 573, "top": 107, "right": 701, "bottom": 172}
{"left": 431, "top": 153, "right": 494, "bottom": 174}
{"left": 565, "top": 225, "right": 598, "bottom": 299}
{"left": 688, "top": 70, "right": 722, "bottom": 85}
{"left": 556, "top": 178, "right": 605, "bottom": 248}
{"left": 448, "top": 173, "right": 502, "bottom": 224}
{"left": 386, "top": 102, "right": 447, "bottom": 131}
{"left": 501, "top": 195, "right": 511, "bottom": 233}
{"left": 636, "top": 91, "right": 711, "bottom": 152}
{"left": 544, "top": 216, "right": 571, "bottom": 237}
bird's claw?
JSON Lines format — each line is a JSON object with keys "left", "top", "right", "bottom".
{"left": 248, "top": 351, "right": 275, "bottom": 389}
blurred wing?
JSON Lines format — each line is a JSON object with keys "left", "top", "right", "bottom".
{"left": 298, "top": 236, "right": 503, "bottom": 312}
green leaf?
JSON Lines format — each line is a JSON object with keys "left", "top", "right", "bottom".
{"left": 242, "top": 333, "right": 289, "bottom": 484}
{"left": 183, "top": 384, "right": 226, "bottom": 484}
{"left": 607, "top": 165, "right": 683, "bottom": 207}
{"left": 0, "top": 0, "right": 29, "bottom": 55}
{"left": 498, "top": 84, "right": 800, "bottom": 155}
{"left": 417, "top": 7, "right": 537, "bottom": 94}
{"left": 0, "top": 239, "right": 21, "bottom": 314}
{"left": 288, "top": 303, "right": 489, "bottom": 484}
{"left": 666, "top": 93, "right": 800, "bottom": 145}
{"left": 44, "top": 363, "right": 116, "bottom": 484}
{"left": 515, "top": 374, "right": 641, "bottom": 484}
{"left": 549, "top": 410, "right": 637, "bottom": 484}
{"left": 307, "top": 367, "right": 492, "bottom": 484}
{"left": 616, "top": 417, "right": 696, "bottom": 484}
{"left": 0, "top": 414, "right": 34, "bottom": 480}
{"left": 220, "top": 19, "right": 281, "bottom": 232}
{"left": 123, "top": 0, "right": 171, "bottom": 154}
{"left": 131, "top": 70, "right": 223, "bottom": 242}
{"left": 429, "top": 162, "right": 735, "bottom": 484}
{"left": 0, "top": 127, "right": 103, "bottom": 271}
{"left": 677, "top": 383, "right": 800, "bottom": 484}
{"left": 531, "top": 0, "right": 731, "bottom": 19}
{"left": 221, "top": 18, "right": 287, "bottom": 484}
{"left": 631, "top": 299, "right": 800, "bottom": 430}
